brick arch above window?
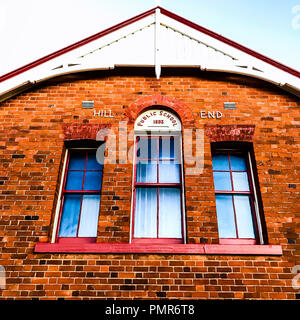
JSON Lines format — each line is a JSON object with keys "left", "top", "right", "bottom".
{"left": 125, "top": 94, "right": 195, "bottom": 127}
{"left": 205, "top": 124, "right": 255, "bottom": 142}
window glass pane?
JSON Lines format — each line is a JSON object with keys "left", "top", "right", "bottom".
{"left": 134, "top": 188, "right": 157, "bottom": 238}
{"left": 212, "top": 154, "right": 229, "bottom": 171}
{"left": 159, "top": 188, "right": 182, "bottom": 238}
{"left": 213, "top": 172, "right": 232, "bottom": 191}
{"left": 58, "top": 194, "right": 81, "bottom": 237}
{"left": 136, "top": 161, "right": 157, "bottom": 183}
{"left": 232, "top": 172, "right": 250, "bottom": 191}
{"left": 83, "top": 171, "right": 103, "bottom": 191}
{"left": 86, "top": 151, "right": 103, "bottom": 170}
{"left": 137, "top": 137, "right": 157, "bottom": 160}
{"left": 159, "top": 137, "right": 180, "bottom": 160}
{"left": 234, "top": 195, "right": 256, "bottom": 238}
{"left": 159, "top": 161, "right": 180, "bottom": 183}
{"left": 68, "top": 153, "right": 86, "bottom": 170}
{"left": 159, "top": 137, "right": 172, "bottom": 160}
{"left": 65, "top": 171, "right": 84, "bottom": 190}
{"left": 77, "top": 195, "right": 101, "bottom": 237}
{"left": 230, "top": 154, "right": 247, "bottom": 171}
{"left": 215, "top": 195, "right": 236, "bottom": 238}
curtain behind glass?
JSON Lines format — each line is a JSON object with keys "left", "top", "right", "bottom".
{"left": 159, "top": 188, "right": 182, "bottom": 238}
{"left": 77, "top": 195, "right": 101, "bottom": 237}
{"left": 58, "top": 195, "right": 81, "bottom": 237}
{"left": 134, "top": 188, "right": 157, "bottom": 237}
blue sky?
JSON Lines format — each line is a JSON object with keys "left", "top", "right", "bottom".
{"left": 0, "top": 0, "right": 299, "bottom": 75}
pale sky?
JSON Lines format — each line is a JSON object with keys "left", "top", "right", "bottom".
{"left": 0, "top": 0, "right": 300, "bottom": 76}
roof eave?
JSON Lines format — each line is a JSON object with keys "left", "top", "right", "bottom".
{"left": 0, "top": 6, "right": 299, "bottom": 84}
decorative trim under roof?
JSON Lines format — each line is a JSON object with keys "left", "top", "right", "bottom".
{"left": 0, "top": 6, "right": 299, "bottom": 101}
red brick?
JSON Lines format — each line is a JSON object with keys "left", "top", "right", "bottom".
{"left": 0, "top": 70, "right": 299, "bottom": 300}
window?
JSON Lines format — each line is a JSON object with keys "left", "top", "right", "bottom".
{"left": 132, "top": 109, "right": 184, "bottom": 244}
{"left": 55, "top": 149, "right": 103, "bottom": 243}
{"left": 212, "top": 146, "right": 263, "bottom": 244}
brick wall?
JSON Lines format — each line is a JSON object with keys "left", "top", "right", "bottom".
{"left": 0, "top": 68, "right": 299, "bottom": 299}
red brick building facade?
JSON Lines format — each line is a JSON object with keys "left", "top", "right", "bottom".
{"left": 0, "top": 7, "right": 299, "bottom": 300}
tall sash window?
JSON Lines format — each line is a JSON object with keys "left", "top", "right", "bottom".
{"left": 132, "top": 109, "right": 185, "bottom": 244}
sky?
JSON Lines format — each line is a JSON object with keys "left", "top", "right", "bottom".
{"left": 0, "top": 0, "right": 300, "bottom": 76}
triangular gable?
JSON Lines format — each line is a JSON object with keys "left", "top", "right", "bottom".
{"left": 1, "top": 6, "right": 299, "bottom": 101}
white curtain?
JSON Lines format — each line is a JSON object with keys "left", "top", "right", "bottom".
{"left": 78, "top": 195, "right": 101, "bottom": 237}
{"left": 134, "top": 188, "right": 157, "bottom": 237}
{"left": 136, "top": 161, "right": 157, "bottom": 183}
{"left": 215, "top": 194, "right": 236, "bottom": 238}
{"left": 58, "top": 194, "right": 81, "bottom": 237}
{"left": 234, "top": 195, "right": 255, "bottom": 238}
{"left": 159, "top": 162, "right": 180, "bottom": 183}
{"left": 159, "top": 188, "right": 182, "bottom": 238}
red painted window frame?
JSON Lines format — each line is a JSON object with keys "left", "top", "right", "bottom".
{"left": 132, "top": 136, "right": 184, "bottom": 244}
{"left": 55, "top": 149, "right": 103, "bottom": 244}
{"left": 212, "top": 149, "right": 260, "bottom": 245}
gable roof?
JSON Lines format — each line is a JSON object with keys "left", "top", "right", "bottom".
{"left": 1, "top": 6, "right": 300, "bottom": 101}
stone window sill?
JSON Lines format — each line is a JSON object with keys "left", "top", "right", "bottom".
{"left": 34, "top": 242, "right": 282, "bottom": 255}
